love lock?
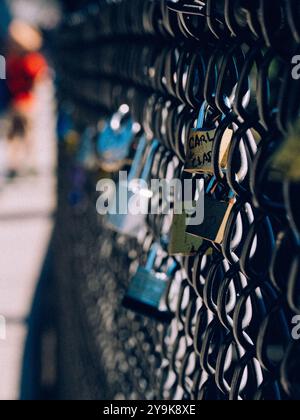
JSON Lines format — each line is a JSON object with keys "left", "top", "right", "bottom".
{"left": 123, "top": 243, "right": 177, "bottom": 323}
{"left": 169, "top": 172, "right": 204, "bottom": 256}
{"left": 186, "top": 177, "right": 235, "bottom": 244}
{"left": 106, "top": 137, "right": 159, "bottom": 237}
{"left": 184, "top": 101, "right": 232, "bottom": 174}
{"left": 97, "top": 104, "right": 137, "bottom": 172}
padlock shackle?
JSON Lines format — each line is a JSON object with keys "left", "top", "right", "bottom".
{"left": 128, "top": 135, "right": 148, "bottom": 183}
{"left": 145, "top": 243, "right": 160, "bottom": 272}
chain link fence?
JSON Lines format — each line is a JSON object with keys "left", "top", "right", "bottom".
{"left": 53, "top": 0, "right": 300, "bottom": 400}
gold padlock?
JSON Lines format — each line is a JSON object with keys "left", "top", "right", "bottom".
{"left": 184, "top": 101, "right": 232, "bottom": 174}
{"left": 185, "top": 127, "right": 232, "bottom": 174}
{"left": 186, "top": 196, "right": 235, "bottom": 244}
{"left": 169, "top": 202, "right": 203, "bottom": 256}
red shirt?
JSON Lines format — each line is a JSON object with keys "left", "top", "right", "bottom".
{"left": 6, "top": 52, "right": 47, "bottom": 108}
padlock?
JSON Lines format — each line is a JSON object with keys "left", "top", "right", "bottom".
{"left": 123, "top": 244, "right": 176, "bottom": 323}
{"left": 97, "top": 104, "right": 137, "bottom": 172}
{"left": 184, "top": 101, "right": 232, "bottom": 174}
{"left": 106, "top": 138, "right": 160, "bottom": 237}
{"left": 169, "top": 175, "right": 204, "bottom": 256}
{"left": 169, "top": 208, "right": 203, "bottom": 256}
{"left": 186, "top": 179, "right": 235, "bottom": 244}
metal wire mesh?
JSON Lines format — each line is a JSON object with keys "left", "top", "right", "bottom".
{"left": 53, "top": 0, "right": 300, "bottom": 400}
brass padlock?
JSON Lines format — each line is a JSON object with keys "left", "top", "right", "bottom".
{"left": 184, "top": 101, "right": 232, "bottom": 174}
{"left": 169, "top": 176, "right": 204, "bottom": 256}
{"left": 186, "top": 195, "right": 235, "bottom": 244}
{"left": 169, "top": 203, "right": 203, "bottom": 256}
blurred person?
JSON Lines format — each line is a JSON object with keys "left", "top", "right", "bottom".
{"left": 0, "top": 0, "right": 11, "bottom": 186}
{"left": 0, "top": 67, "right": 10, "bottom": 187}
{"left": 5, "top": 19, "right": 48, "bottom": 178}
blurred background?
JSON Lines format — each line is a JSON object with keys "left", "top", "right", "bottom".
{"left": 0, "top": 0, "right": 62, "bottom": 400}
{"left": 1, "top": 0, "right": 300, "bottom": 403}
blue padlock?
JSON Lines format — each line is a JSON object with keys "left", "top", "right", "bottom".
{"left": 123, "top": 244, "right": 178, "bottom": 323}
{"left": 106, "top": 138, "right": 160, "bottom": 237}
{"left": 97, "top": 105, "right": 136, "bottom": 172}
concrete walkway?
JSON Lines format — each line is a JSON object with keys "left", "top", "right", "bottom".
{"left": 0, "top": 80, "right": 56, "bottom": 400}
